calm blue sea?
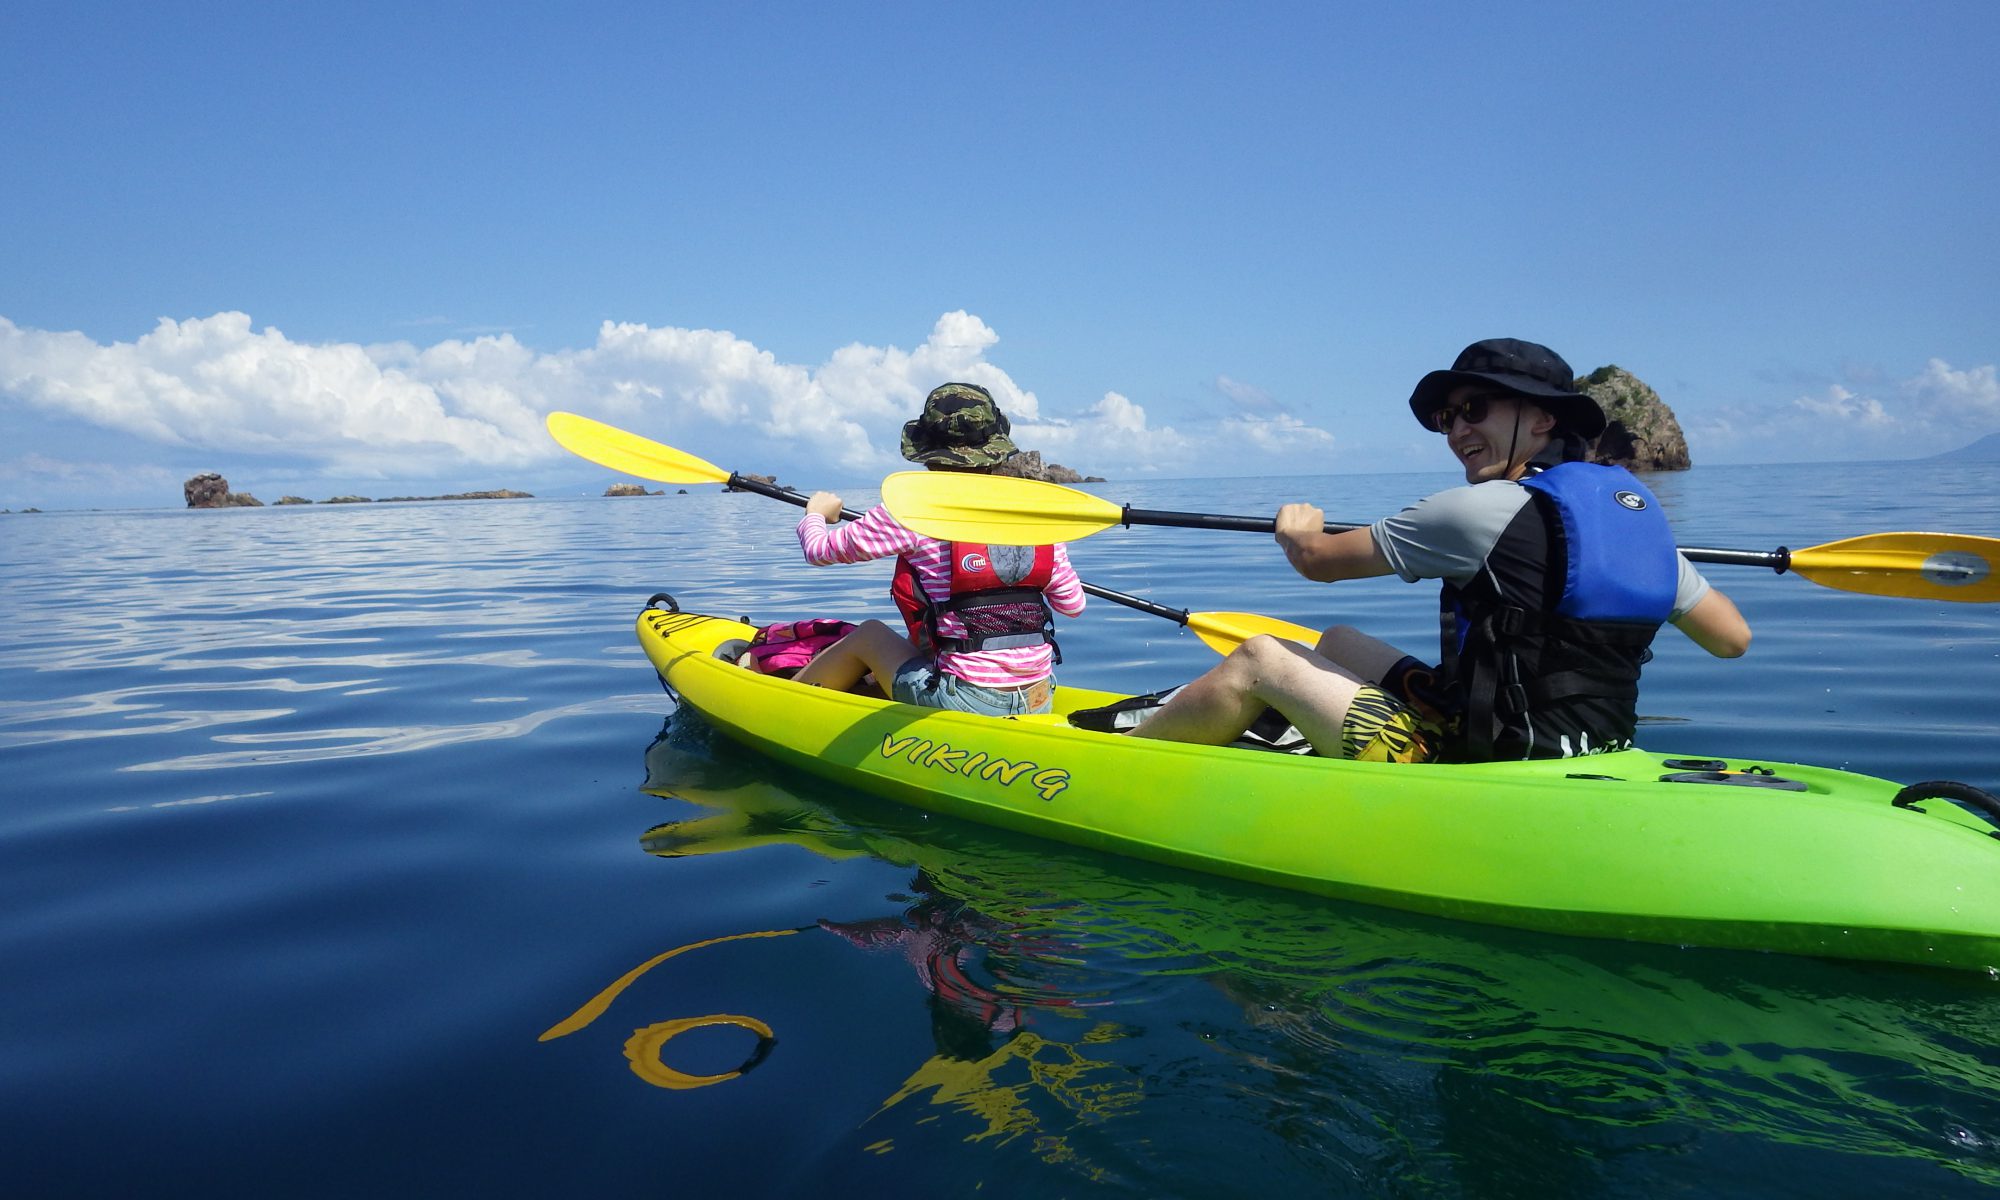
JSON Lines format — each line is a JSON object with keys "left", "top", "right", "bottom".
{"left": 4, "top": 461, "right": 1998, "bottom": 1197}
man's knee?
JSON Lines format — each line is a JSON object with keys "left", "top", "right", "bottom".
{"left": 1316, "top": 624, "right": 1363, "bottom": 653}
{"left": 1229, "top": 633, "right": 1291, "bottom": 669}
{"left": 1223, "top": 634, "right": 1316, "bottom": 692}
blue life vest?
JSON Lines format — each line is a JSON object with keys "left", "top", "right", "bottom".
{"left": 1519, "top": 462, "right": 1678, "bottom": 625}
{"left": 1439, "top": 462, "right": 1680, "bottom": 761}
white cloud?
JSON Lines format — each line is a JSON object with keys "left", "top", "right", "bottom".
{"left": 1688, "top": 358, "right": 2000, "bottom": 462}
{"left": 1015, "top": 391, "right": 1341, "bottom": 477}
{"left": 0, "top": 310, "right": 1044, "bottom": 483}
{"left": 1014, "top": 391, "right": 1197, "bottom": 474}
{"left": 0, "top": 308, "right": 1341, "bottom": 500}
{"left": 1791, "top": 385, "right": 1892, "bottom": 426}
{"left": 1215, "top": 374, "right": 1278, "bottom": 412}
{"left": 1221, "top": 412, "right": 1339, "bottom": 455}
{"left": 1904, "top": 358, "right": 1999, "bottom": 419}
{"left": 0, "top": 313, "right": 523, "bottom": 469}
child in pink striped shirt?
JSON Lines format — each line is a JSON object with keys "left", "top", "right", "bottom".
{"left": 791, "top": 384, "right": 1085, "bottom": 716}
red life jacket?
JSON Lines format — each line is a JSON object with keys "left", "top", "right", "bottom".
{"left": 891, "top": 542, "right": 1060, "bottom": 659}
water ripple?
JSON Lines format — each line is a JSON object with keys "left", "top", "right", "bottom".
{"left": 121, "top": 692, "right": 673, "bottom": 771}
{"left": 4, "top": 469, "right": 1999, "bottom": 1196}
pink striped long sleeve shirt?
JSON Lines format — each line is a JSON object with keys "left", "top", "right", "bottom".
{"left": 798, "top": 506, "right": 1085, "bottom": 686}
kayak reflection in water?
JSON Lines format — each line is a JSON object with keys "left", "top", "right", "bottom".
{"left": 790, "top": 383, "right": 1086, "bottom": 717}
{"left": 1132, "top": 338, "right": 1751, "bottom": 763}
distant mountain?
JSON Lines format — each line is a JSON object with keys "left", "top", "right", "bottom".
{"left": 1928, "top": 433, "right": 2000, "bottom": 462}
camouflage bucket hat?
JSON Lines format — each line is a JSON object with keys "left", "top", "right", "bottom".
{"left": 900, "top": 383, "right": 1019, "bottom": 468}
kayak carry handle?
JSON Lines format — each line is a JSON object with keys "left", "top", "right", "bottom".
{"left": 1892, "top": 780, "right": 2000, "bottom": 838}
{"left": 645, "top": 592, "right": 681, "bottom": 614}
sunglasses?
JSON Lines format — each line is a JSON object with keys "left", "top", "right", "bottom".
{"left": 1426, "top": 393, "right": 1508, "bottom": 433}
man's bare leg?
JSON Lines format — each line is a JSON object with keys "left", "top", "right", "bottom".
{"left": 1315, "top": 624, "right": 1410, "bottom": 684}
{"left": 1128, "top": 634, "right": 1367, "bottom": 752}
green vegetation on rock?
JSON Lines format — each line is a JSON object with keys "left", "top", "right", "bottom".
{"left": 1578, "top": 365, "right": 1691, "bottom": 471}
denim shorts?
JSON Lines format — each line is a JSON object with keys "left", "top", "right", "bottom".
{"left": 889, "top": 656, "right": 1054, "bottom": 716}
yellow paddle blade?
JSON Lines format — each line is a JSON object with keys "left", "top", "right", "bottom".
{"left": 881, "top": 471, "right": 1121, "bottom": 545}
{"left": 545, "top": 412, "right": 731, "bottom": 485}
{"left": 1789, "top": 533, "right": 2000, "bottom": 603}
{"left": 1184, "top": 611, "right": 1319, "bottom": 654}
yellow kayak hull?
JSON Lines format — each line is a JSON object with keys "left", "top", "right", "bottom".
{"left": 639, "top": 602, "right": 2000, "bottom": 971}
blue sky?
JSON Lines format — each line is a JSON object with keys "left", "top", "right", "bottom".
{"left": 3, "top": 1, "right": 1995, "bottom": 509}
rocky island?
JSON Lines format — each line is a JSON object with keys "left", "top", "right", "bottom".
{"left": 1576, "top": 366, "right": 1691, "bottom": 471}
{"left": 183, "top": 473, "right": 265, "bottom": 508}
{"left": 993, "top": 450, "right": 1104, "bottom": 484}
{"left": 183, "top": 473, "right": 532, "bottom": 508}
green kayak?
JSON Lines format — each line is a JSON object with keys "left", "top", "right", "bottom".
{"left": 637, "top": 596, "right": 2000, "bottom": 972}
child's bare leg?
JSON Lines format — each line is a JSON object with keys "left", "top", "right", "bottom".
{"left": 792, "top": 621, "right": 919, "bottom": 692}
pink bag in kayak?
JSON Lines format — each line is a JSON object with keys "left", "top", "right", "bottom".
{"left": 742, "top": 619, "right": 857, "bottom": 677}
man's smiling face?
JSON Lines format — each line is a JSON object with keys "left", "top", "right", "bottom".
{"left": 1432, "top": 386, "right": 1555, "bottom": 483}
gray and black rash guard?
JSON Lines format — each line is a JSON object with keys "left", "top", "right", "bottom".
{"left": 1369, "top": 478, "right": 1714, "bottom": 759}
{"left": 1371, "top": 481, "right": 1711, "bottom": 618}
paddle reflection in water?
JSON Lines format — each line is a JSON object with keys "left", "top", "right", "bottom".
{"left": 590, "top": 711, "right": 2000, "bottom": 1193}
{"left": 636, "top": 718, "right": 1144, "bottom": 1167}
{"left": 538, "top": 926, "right": 795, "bottom": 1090}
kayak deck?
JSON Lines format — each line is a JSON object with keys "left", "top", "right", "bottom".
{"left": 638, "top": 603, "right": 2000, "bottom": 972}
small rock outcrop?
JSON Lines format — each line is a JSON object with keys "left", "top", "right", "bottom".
{"left": 1577, "top": 366, "right": 1691, "bottom": 471}
{"left": 184, "top": 474, "right": 227, "bottom": 507}
{"left": 988, "top": 452, "right": 1088, "bottom": 486}
{"left": 183, "top": 473, "right": 263, "bottom": 507}
{"left": 181, "top": 481, "right": 538, "bottom": 507}
{"left": 605, "top": 483, "right": 662, "bottom": 497}
{"left": 378, "top": 489, "right": 533, "bottom": 502}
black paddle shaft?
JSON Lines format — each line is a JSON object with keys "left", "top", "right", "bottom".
{"left": 728, "top": 475, "right": 884, "bottom": 528}
{"left": 1680, "top": 545, "right": 1792, "bottom": 572}
{"left": 724, "top": 474, "right": 829, "bottom": 512}
{"left": 729, "top": 476, "right": 1180, "bottom": 621}
{"left": 1121, "top": 506, "right": 1795, "bottom": 574}
{"left": 1122, "top": 506, "right": 1364, "bottom": 536}
{"left": 724, "top": 477, "right": 1785, "bottom": 611}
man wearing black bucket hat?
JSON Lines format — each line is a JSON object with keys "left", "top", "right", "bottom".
{"left": 790, "top": 383, "right": 1086, "bottom": 715}
{"left": 1135, "top": 339, "right": 1750, "bottom": 763}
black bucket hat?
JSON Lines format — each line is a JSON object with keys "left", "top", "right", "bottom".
{"left": 1407, "top": 338, "right": 1606, "bottom": 439}
{"left": 900, "top": 383, "right": 1020, "bottom": 468}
